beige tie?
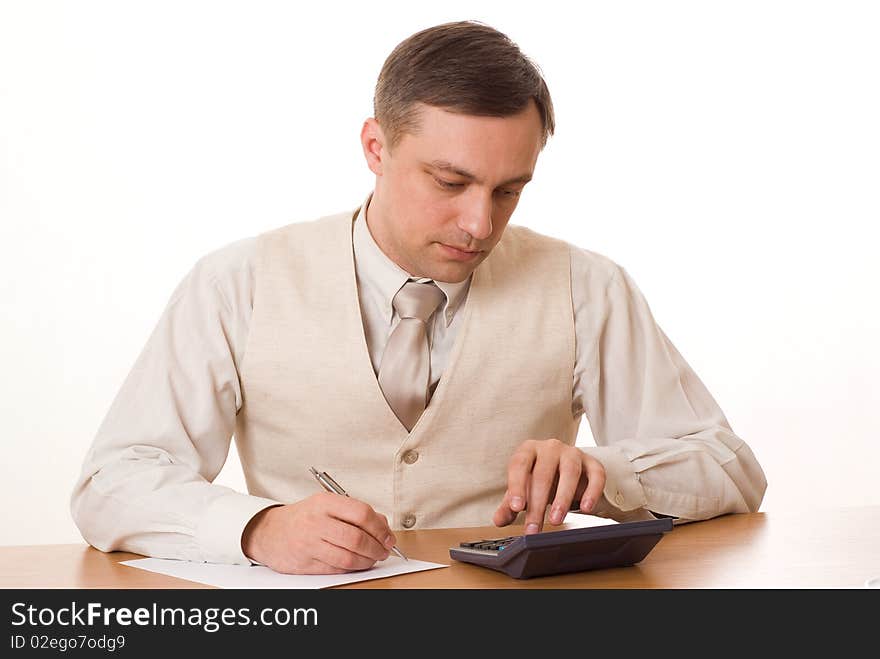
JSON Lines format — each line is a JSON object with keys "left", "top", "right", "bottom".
{"left": 378, "top": 280, "right": 446, "bottom": 431}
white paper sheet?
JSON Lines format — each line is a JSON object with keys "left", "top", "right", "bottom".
{"left": 120, "top": 556, "right": 448, "bottom": 589}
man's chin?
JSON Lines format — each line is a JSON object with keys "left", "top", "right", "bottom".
{"left": 416, "top": 245, "right": 489, "bottom": 282}
{"left": 428, "top": 260, "right": 482, "bottom": 283}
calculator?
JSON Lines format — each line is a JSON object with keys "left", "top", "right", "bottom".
{"left": 448, "top": 518, "right": 674, "bottom": 579}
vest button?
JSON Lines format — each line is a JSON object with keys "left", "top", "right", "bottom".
{"left": 402, "top": 450, "right": 419, "bottom": 465}
{"left": 401, "top": 514, "right": 416, "bottom": 529}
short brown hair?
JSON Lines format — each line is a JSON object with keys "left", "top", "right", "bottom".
{"left": 373, "top": 21, "right": 555, "bottom": 151}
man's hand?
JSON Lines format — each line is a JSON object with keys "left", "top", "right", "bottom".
{"left": 493, "top": 438, "right": 606, "bottom": 534}
{"left": 241, "top": 492, "right": 398, "bottom": 574}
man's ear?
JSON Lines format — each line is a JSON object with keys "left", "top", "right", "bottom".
{"left": 360, "top": 118, "right": 386, "bottom": 176}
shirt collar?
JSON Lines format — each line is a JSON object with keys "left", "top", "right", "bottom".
{"left": 352, "top": 192, "right": 471, "bottom": 327}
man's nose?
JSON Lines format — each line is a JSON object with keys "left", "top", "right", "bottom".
{"left": 457, "top": 192, "right": 493, "bottom": 241}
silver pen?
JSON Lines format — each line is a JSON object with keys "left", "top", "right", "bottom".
{"left": 309, "top": 467, "right": 408, "bottom": 561}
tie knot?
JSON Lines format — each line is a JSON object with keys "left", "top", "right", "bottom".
{"left": 392, "top": 280, "right": 445, "bottom": 323}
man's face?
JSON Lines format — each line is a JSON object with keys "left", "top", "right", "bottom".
{"left": 363, "top": 102, "right": 544, "bottom": 283}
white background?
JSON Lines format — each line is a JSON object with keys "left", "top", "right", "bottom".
{"left": 1, "top": 1, "right": 878, "bottom": 546}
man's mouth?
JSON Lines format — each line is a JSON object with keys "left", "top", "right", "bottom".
{"left": 439, "top": 243, "right": 483, "bottom": 261}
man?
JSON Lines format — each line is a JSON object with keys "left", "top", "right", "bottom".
{"left": 71, "top": 21, "right": 766, "bottom": 575}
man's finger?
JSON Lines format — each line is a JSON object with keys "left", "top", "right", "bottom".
{"left": 579, "top": 459, "right": 606, "bottom": 513}
{"left": 549, "top": 452, "right": 582, "bottom": 525}
{"left": 522, "top": 455, "right": 557, "bottom": 534}
{"left": 322, "top": 518, "right": 391, "bottom": 562}
{"left": 505, "top": 446, "right": 537, "bottom": 513}
{"left": 321, "top": 493, "right": 397, "bottom": 551}
{"left": 316, "top": 538, "right": 381, "bottom": 572}
{"left": 493, "top": 493, "right": 518, "bottom": 527}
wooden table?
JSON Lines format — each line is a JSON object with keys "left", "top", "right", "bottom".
{"left": 3, "top": 506, "right": 878, "bottom": 588}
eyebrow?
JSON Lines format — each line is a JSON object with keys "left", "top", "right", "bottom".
{"left": 426, "top": 160, "right": 533, "bottom": 187}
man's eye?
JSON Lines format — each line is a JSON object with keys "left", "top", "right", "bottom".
{"left": 497, "top": 189, "right": 521, "bottom": 198}
{"left": 434, "top": 177, "right": 464, "bottom": 189}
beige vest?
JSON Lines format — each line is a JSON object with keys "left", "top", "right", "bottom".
{"left": 234, "top": 207, "right": 580, "bottom": 530}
